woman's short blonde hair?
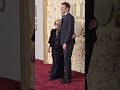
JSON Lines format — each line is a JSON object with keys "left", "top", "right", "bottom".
{"left": 54, "top": 19, "right": 61, "bottom": 26}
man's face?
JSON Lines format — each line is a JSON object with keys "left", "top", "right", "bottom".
{"left": 61, "top": 5, "right": 69, "bottom": 14}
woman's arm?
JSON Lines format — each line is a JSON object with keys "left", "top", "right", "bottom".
{"left": 48, "top": 30, "right": 53, "bottom": 43}
{"left": 72, "top": 33, "right": 76, "bottom": 39}
{"left": 48, "top": 29, "right": 54, "bottom": 50}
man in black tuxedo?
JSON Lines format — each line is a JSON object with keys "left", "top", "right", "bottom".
{"left": 60, "top": 2, "right": 75, "bottom": 84}
{"left": 85, "top": 0, "right": 98, "bottom": 89}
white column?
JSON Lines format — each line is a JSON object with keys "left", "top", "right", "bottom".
{"left": 35, "top": 0, "right": 44, "bottom": 60}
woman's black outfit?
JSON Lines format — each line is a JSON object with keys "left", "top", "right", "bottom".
{"left": 48, "top": 29, "right": 64, "bottom": 80}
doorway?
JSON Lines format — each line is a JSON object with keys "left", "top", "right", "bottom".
{"left": 43, "top": 0, "right": 85, "bottom": 73}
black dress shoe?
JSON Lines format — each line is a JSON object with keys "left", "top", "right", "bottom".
{"left": 58, "top": 77, "right": 64, "bottom": 80}
{"left": 61, "top": 79, "right": 71, "bottom": 84}
{"left": 48, "top": 77, "right": 54, "bottom": 81}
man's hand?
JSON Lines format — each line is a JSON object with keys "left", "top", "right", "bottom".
{"left": 63, "top": 43, "right": 67, "bottom": 50}
{"left": 88, "top": 19, "right": 98, "bottom": 30}
{"left": 48, "top": 49, "right": 50, "bottom": 53}
{"left": 48, "top": 46, "right": 51, "bottom": 52}
{"left": 72, "top": 33, "right": 76, "bottom": 39}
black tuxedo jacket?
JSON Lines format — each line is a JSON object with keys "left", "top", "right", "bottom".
{"left": 61, "top": 13, "right": 75, "bottom": 45}
{"left": 48, "top": 29, "right": 61, "bottom": 47}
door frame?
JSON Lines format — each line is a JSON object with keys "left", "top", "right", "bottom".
{"left": 19, "top": 0, "right": 34, "bottom": 89}
{"left": 43, "top": 0, "right": 49, "bottom": 64}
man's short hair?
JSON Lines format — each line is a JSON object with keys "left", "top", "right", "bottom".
{"left": 61, "top": 2, "right": 70, "bottom": 10}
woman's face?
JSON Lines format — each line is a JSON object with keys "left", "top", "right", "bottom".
{"left": 54, "top": 21, "right": 61, "bottom": 29}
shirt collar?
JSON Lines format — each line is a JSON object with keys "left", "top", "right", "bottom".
{"left": 63, "top": 12, "right": 69, "bottom": 16}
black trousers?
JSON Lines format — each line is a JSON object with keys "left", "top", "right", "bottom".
{"left": 85, "top": 42, "right": 94, "bottom": 90}
{"left": 63, "top": 40, "right": 75, "bottom": 80}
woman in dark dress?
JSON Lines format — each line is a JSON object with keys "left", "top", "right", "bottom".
{"left": 48, "top": 19, "right": 64, "bottom": 80}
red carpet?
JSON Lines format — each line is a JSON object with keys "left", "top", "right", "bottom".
{"left": 0, "top": 77, "right": 21, "bottom": 90}
{"left": 35, "top": 59, "right": 85, "bottom": 90}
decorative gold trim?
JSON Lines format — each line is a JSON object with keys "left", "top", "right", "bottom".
{"left": 43, "top": 0, "right": 48, "bottom": 64}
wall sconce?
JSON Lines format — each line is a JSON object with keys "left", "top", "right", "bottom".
{"left": 0, "top": 0, "right": 5, "bottom": 13}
